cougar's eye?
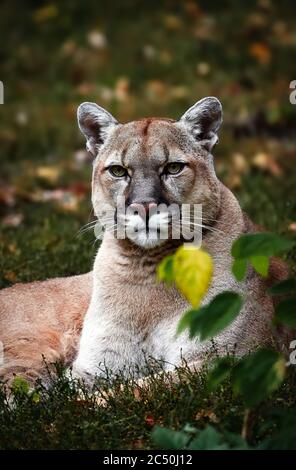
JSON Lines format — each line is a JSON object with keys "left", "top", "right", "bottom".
{"left": 108, "top": 165, "right": 128, "bottom": 178}
{"left": 164, "top": 162, "right": 185, "bottom": 175}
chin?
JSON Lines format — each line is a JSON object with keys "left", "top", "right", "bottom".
{"left": 127, "top": 232, "right": 167, "bottom": 249}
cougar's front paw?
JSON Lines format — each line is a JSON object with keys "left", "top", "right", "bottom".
{"left": 70, "top": 362, "right": 95, "bottom": 386}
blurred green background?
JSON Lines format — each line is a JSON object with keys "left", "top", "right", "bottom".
{"left": 0, "top": 0, "right": 295, "bottom": 288}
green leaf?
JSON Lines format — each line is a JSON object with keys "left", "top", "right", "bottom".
{"left": 11, "top": 377, "right": 30, "bottom": 396}
{"left": 177, "top": 308, "right": 198, "bottom": 336}
{"left": 153, "top": 425, "right": 250, "bottom": 451}
{"left": 207, "top": 357, "right": 234, "bottom": 391}
{"left": 232, "top": 349, "right": 286, "bottom": 407}
{"left": 31, "top": 391, "right": 40, "bottom": 403}
{"left": 274, "top": 298, "right": 296, "bottom": 328}
{"left": 157, "top": 255, "right": 175, "bottom": 284}
{"left": 269, "top": 278, "right": 296, "bottom": 296}
{"left": 152, "top": 426, "right": 190, "bottom": 450}
{"left": 231, "top": 233, "right": 293, "bottom": 259}
{"left": 188, "top": 426, "right": 229, "bottom": 450}
{"left": 222, "top": 431, "right": 250, "bottom": 450}
{"left": 232, "top": 258, "right": 248, "bottom": 281}
{"left": 258, "top": 410, "right": 296, "bottom": 450}
{"left": 250, "top": 255, "right": 269, "bottom": 277}
{"left": 178, "top": 292, "right": 243, "bottom": 341}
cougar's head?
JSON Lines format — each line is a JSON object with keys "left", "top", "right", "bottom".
{"left": 78, "top": 97, "right": 222, "bottom": 249}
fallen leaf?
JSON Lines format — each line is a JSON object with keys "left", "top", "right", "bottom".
{"left": 194, "top": 16, "right": 216, "bottom": 40}
{"left": 2, "top": 213, "right": 24, "bottom": 227}
{"left": 87, "top": 31, "right": 107, "bottom": 49}
{"left": 146, "top": 80, "right": 168, "bottom": 103}
{"left": 249, "top": 42, "right": 271, "bottom": 64}
{"left": 8, "top": 243, "right": 20, "bottom": 255}
{"left": 115, "top": 77, "right": 130, "bottom": 102}
{"left": 195, "top": 409, "right": 219, "bottom": 423}
{"left": 232, "top": 153, "right": 249, "bottom": 174}
{"left": 61, "top": 40, "right": 77, "bottom": 56}
{"left": 170, "top": 86, "right": 188, "bottom": 99}
{"left": 4, "top": 271, "right": 17, "bottom": 282}
{"left": 143, "top": 44, "right": 156, "bottom": 60}
{"left": 184, "top": 1, "right": 202, "bottom": 19}
{"left": 226, "top": 173, "right": 242, "bottom": 189}
{"left": 288, "top": 222, "right": 296, "bottom": 233}
{"left": 15, "top": 111, "right": 28, "bottom": 126}
{"left": 145, "top": 414, "right": 155, "bottom": 427}
{"left": 159, "top": 50, "right": 172, "bottom": 65}
{"left": 31, "top": 189, "right": 83, "bottom": 212}
{"left": 33, "top": 4, "right": 58, "bottom": 23}
{"left": 247, "top": 13, "right": 268, "bottom": 28}
{"left": 163, "top": 14, "right": 183, "bottom": 30}
{"left": 36, "top": 166, "right": 61, "bottom": 183}
{"left": 99, "top": 86, "right": 114, "bottom": 102}
{"left": 196, "top": 62, "right": 211, "bottom": 76}
{"left": 76, "top": 82, "right": 95, "bottom": 96}
{"left": 252, "top": 152, "right": 282, "bottom": 176}
{"left": 0, "top": 186, "right": 16, "bottom": 207}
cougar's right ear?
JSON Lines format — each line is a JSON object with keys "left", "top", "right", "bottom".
{"left": 77, "top": 102, "right": 118, "bottom": 156}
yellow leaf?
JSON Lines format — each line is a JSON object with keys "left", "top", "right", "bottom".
{"left": 274, "top": 356, "right": 286, "bottom": 382}
{"left": 173, "top": 246, "right": 213, "bottom": 307}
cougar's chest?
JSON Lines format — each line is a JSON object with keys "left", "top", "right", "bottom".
{"left": 97, "top": 271, "right": 188, "bottom": 332}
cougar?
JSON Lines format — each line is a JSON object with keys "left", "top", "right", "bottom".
{"left": 0, "top": 97, "right": 289, "bottom": 385}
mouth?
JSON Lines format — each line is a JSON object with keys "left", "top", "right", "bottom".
{"left": 98, "top": 202, "right": 205, "bottom": 248}
{"left": 123, "top": 215, "right": 170, "bottom": 248}
{"left": 132, "top": 225, "right": 166, "bottom": 238}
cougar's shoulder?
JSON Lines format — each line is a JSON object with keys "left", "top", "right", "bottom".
{"left": 0, "top": 272, "right": 93, "bottom": 384}
{"left": 0, "top": 272, "right": 92, "bottom": 323}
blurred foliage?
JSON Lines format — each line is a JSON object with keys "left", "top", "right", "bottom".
{"left": 0, "top": 0, "right": 296, "bottom": 450}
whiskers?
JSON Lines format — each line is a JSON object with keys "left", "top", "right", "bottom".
{"left": 77, "top": 220, "right": 98, "bottom": 235}
{"left": 77, "top": 205, "right": 226, "bottom": 247}
{"left": 77, "top": 210, "right": 118, "bottom": 247}
{"left": 179, "top": 216, "right": 224, "bottom": 235}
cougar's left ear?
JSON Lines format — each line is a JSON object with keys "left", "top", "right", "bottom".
{"left": 77, "top": 102, "right": 118, "bottom": 156}
{"left": 179, "top": 97, "right": 222, "bottom": 151}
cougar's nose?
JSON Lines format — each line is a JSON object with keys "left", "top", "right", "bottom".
{"left": 129, "top": 201, "right": 157, "bottom": 214}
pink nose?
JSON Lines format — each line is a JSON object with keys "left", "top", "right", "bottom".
{"left": 129, "top": 202, "right": 157, "bottom": 213}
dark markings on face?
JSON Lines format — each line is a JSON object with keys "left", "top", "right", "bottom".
{"left": 140, "top": 117, "right": 176, "bottom": 140}
{"left": 121, "top": 142, "right": 130, "bottom": 168}
{"left": 142, "top": 118, "right": 152, "bottom": 137}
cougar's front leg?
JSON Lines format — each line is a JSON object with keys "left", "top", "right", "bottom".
{"left": 72, "top": 303, "right": 143, "bottom": 384}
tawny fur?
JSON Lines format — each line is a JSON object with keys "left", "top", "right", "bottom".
{"left": 0, "top": 273, "right": 92, "bottom": 383}
{"left": 0, "top": 97, "right": 290, "bottom": 385}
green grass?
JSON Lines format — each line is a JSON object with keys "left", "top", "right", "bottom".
{"left": 0, "top": 0, "right": 296, "bottom": 449}
{"left": 0, "top": 362, "right": 296, "bottom": 450}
